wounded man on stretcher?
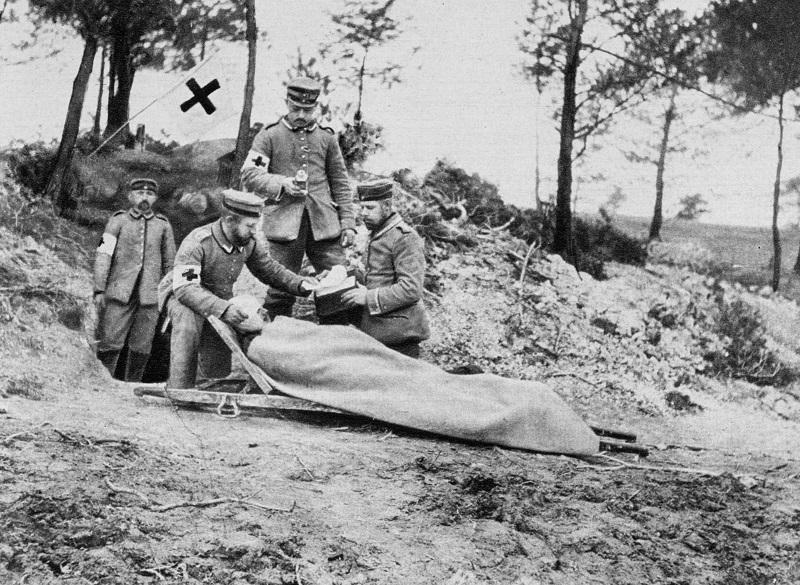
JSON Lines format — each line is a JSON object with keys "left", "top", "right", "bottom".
{"left": 210, "top": 296, "right": 600, "bottom": 457}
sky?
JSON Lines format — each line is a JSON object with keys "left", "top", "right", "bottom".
{"left": 2, "top": 0, "right": 800, "bottom": 228}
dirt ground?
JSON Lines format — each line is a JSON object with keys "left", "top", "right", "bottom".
{"left": 2, "top": 324, "right": 800, "bottom": 585}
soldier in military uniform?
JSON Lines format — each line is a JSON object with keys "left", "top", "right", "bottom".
{"left": 341, "top": 179, "right": 430, "bottom": 358}
{"left": 162, "top": 190, "right": 319, "bottom": 389}
{"left": 94, "top": 178, "right": 176, "bottom": 381}
{"left": 239, "top": 76, "right": 356, "bottom": 322}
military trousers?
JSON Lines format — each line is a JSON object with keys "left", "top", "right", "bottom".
{"left": 264, "top": 209, "right": 346, "bottom": 319}
{"left": 166, "top": 298, "right": 232, "bottom": 389}
{"left": 96, "top": 296, "right": 158, "bottom": 354}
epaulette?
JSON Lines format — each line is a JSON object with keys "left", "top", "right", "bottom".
{"left": 192, "top": 226, "right": 213, "bottom": 242}
{"left": 397, "top": 221, "right": 413, "bottom": 234}
{"left": 263, "top": 118, "right": 282, "bottom": 132}
{"left": 319, "top": 125, "right": 336, "bottom": 135}
{"left": 112, "top": 209, "right": 126, "bottom": 216}
{"left": 155, "top": 213, "right": 170, "bottom": 222}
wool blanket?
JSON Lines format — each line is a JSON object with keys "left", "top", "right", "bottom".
{"left": 246, "top": 317, "right": 599, "bottom": 456}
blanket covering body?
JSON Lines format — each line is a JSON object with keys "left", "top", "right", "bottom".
{"left": 247, "top": 317, "right": 599, "bottom": 456}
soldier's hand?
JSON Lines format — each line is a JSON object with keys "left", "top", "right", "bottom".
{"left": 341, "top": 284, "right": 367, "bottom": 307}
{"left": 299, "top": 277, "right": 320, "bottom": 295}
{"left": 339, "top": 228, "right": 356, "bottom": 248}
{"left": 280, "top": 176, "right": 304, "bottom": 198}
{"left": 221, "top": 304, "right": 249, "bottom": 326}
{"left": 93, "top": 292, "right": 105, "bottom": 314}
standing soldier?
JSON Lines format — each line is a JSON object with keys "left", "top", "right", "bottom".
{"left": 94, "top": 178, "right": 176, "bottom": 381}
{"left": 341, "top": 179, "right": 430, "bottom": 358}
{"left": 239, "top": 76, "right": 356, "bottom": 322}
{"left": 163, "top": 190, "right": 318, "bottom": 389}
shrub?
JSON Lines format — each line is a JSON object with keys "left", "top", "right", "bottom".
{"left": 339, "top": 119, "right": 384, "bottom": 170}
{"left": 6, "top": 140, "right": 58, "bottom": 196}
{"left": 706, "top": 299, "right": 798, "bottom": 386}
{"left": 572, "top": 210, "right": 647, "bottom": 279}
{"left": 423, "top": 159, "right": 514, "bottom": 228}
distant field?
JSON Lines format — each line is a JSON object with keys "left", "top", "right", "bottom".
{"left": 615, "top": 215, "right": 800, "bottom": 300}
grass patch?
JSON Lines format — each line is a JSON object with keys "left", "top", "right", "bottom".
{"left": 4, "top": 373, "right": 45, "bottom": 400}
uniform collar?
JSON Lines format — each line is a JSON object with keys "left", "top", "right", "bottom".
{"left": 129, "top": 207, "right": 154, "bottom": 220}
{"left": 211, "top": 220, "right": 245, "bottom": 254}
{"left": 282, "top": 117, "right": 317, "bottom": 132}
{"left": 371, "top": 213, "right": 403, "bottom": 240}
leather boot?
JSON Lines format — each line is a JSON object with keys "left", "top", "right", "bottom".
{"left": 124, "top": 351, "right": 150, "bottom": 382}
{"left": 97, "top": 350, "right": 121, "bottom": 376}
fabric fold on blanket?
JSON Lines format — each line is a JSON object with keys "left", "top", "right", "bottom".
{"left": 247, "top": 317, "right": 599, "bottom": 456}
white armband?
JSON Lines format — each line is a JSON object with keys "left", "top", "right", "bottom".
{"left": 241, "top": 149, "right": 270, "bottom": 171}
{"left": 173, "top": 264, "right": 202, "bottom": 290}
{"left": 97, "top": 233, "right": 117, "bottom": 256}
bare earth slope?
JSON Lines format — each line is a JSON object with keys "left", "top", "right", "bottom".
{"left": 1, "top": 222, "right": 799, "bottom": 584}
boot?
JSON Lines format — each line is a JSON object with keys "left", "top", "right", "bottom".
{"left": 97, "top": 350, "right": 121, "bottom": 376}
{"left": 124, "top": 351, "right": 150, "bottom": 382}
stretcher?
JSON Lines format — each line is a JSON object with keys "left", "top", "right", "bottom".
{"left": 134, "top": 315, "right": 648, "bottom": 456}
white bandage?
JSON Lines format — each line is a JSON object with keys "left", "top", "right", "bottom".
{"left": 241, "top": 149, "right": 270, "bottom": 171}
{"left": 97, "top": 233, "right": 117, "bottom": 256}
{"left": 173, "top": 264, "right": 202, "bottom": 290}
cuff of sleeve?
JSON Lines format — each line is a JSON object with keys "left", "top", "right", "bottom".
{"left": 208, "top": 299, "right": 231, "bottom": 319}
{"left": 366, "top": 289, "right": 382, "bottom": 315}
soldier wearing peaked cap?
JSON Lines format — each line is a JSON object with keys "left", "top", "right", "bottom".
{"left": 159, "top": 189, "right": 319, "bottom": 389}
{"left": 341, "top": 179, "right": 431, "bottom": 358}
{"left": 240, "top": 76, "right": 356, "bottom": 323}
{"left": 94, "top": 178, "right": 176, "bottom": 381}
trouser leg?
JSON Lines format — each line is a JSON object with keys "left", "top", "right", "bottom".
{"left": 96, "top": 299, "right": 136, "bottom": 378}
{"left": 197, "top": 321, "right": 232, "bottom": 382}
{"left": 123, "top": 304, "right": 160, "bottom": 382}
{"left": 167, "top": 298, "right": 205, "bottom": 389}
{"left": 306, "top": 232, "right": 349, "bottom": 325}
{"left": 263, "top": 215, "right": 308, "bottom": 319}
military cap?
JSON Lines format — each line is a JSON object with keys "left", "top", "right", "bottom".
{"left": 222, "top": 189, "right": 264, "bottom": 218}
{"left": 128, "top": 178, "right": 158, "bottom": 193}
{"left": 286, "top": 76, "right": 321, "bottom": 108}
{"left": 357, "top": 179, "right": 394, "bottom": 201}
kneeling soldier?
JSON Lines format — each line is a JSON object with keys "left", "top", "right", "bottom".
{"left": 94, "top": 178, "right": 176, "bottom": 381}
{"left": 341, "top": 179, "right": 430, "bottom": 358}
{"left": 162, "top": 190, "right": 318, "bottom": 389}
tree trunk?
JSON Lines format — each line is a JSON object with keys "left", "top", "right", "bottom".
{"left": 46, "top": 36, "right": 98, "bottom": 215}
{"left": 104, "top": 8, "right": 135, "bottom": 145}
{"left": 231, "top": 0, "right": 257, "bottom": 187}
{"left": 649, "top": 88, "right": 677, "bottom": 241}
{"left": 93, "top": 43, "right": 106, "bottom": 140}
{"left": 771, "top": 93, "right": 785, "bottom": 291}
{"left": 553, "top": 0, "right": 587, "bottom": 255}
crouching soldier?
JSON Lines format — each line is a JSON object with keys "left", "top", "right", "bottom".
{"left": 162, "top": 190, "right": 318, "bottom": 389}
{"left": 94, "top": 178, "right": 176, "bottom": 381}
{"left": 341, "top": 179, "right": 430, "bottom": 358}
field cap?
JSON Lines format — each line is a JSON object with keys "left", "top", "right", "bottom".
{"left": 357, "top": 179, "right": 394, "bottom": 201}
{"left": 129, "top": 178, "right": 158, "bottom": 193}
{"left": 222, "top": 189, "right": 264, "bottom": 218}
{"left": 287, "top": 76, "right": 321, "bottom": 108}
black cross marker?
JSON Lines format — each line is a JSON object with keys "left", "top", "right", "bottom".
{"left": 182, "top": 268, "right": 199, "bottom": 281}
{"left": 252, "top": 155, "right": 266, "bottom": 167}
{"left": 180, "top": 78, "right": 220, "bottom": 114}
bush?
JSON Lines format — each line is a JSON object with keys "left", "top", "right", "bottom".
{"left": 706, "top": 299, "right": 798, "bottom": 386}
{"left": 339, "top": 119, "right": 384, "bottom": 170}
{"left": 572, "top": 209, "right": 647, "bottom": 279}
{"left": 424, "top": 159, "right": 514, "bottom": 228}
{"left": 6, "top": 140, "right": 58, "bottom": 196}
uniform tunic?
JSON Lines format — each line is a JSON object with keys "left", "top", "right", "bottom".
{"left": 164, "top": 219, "right": 305, "bottom": 388}
{"left": 240, "top": 118, "right": 356, "bottom": 242}
{"left": 93, "top": 208, "right": 175, "bottom": 353}
{"left": 358, "top": 213, "right": 431, "bottom": 346}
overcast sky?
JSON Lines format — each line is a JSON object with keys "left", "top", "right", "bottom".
{"left": 2, "top": 0, "right": 800, "bottom": 228}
